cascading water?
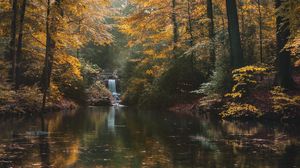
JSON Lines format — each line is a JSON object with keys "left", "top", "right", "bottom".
{"left": 108, "top": 79, "right": 120, "bottom": 105}
{"left": 108, "top": 79, "right": 117, "bottom": 94}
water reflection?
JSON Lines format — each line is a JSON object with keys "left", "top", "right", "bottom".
{"left": 39, "top": 115, "right": 50, "bottom": 168}
{"left": 0, "top": 107, "right": 299, "bottom": 167}
{"left": 107, "top": 107, "right": 115, "bottom": 133}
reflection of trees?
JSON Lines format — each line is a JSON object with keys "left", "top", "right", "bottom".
{"left": 0, "top": 108, "right": 109, "bottom": 167}
{"left": 140, "top": 138, "right": 173, "bottom": 168}
{"left": 279, "top": 144, "right": 299, "bottom": 168}
{"left": 1, "top": 107, "right": 300, "bottom": 168}
{"left": 122, "top": 110, "right": 205, "bottom": 167}
{"left": 39, "top": 115, "right": 50, "bottom": 168}
{"left": 121, "top": 110, "right": 300, "bottom": 168}
{"left": 0, "top": 117, "right": 37, "bottom": 167}
{"left": 220, "top": 120, "right": 300, "bottom": 168}
{"left": 50, "top": 139, "right": 80, "bottom": 167}
{"left": 221, "top": 120, "right": 299, "bottom": 153}
{"left": 221, "top": 120, "right": 262, "bottom": 136}
{"left": 45, "top": 108, "right": 109, "bottom": 167}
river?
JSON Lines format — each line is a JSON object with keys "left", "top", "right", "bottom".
{"left": 0, "top": 106, "right": 299, "bottom": 167}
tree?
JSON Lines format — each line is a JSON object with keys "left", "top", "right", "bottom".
{"left": 187, "top": 0, "right": 195, "bottom": 70}
{"left": 226, "top": 0, "right": 244, "bottom": 68}
{"left": 275, "top": 0, "right": 295, "bottom": 89}
{"left": 187, "top": 0, "right": 194, "bottom": 48}
{"left": 207, "top": 0, "right": 216, "bottom": 68}
{"left": 9, "top": 0, "right": 17, "bottom": 86}
{"left": 1, "top": 0, "right": 113, "bottom": 112}
{"left": 171, "top": 0, "right": 179, "bottom": 58}
{"left": 257, "top": 0, "right": 263, "bottom": 64}
{"left": 42, "top": 0, "right": 56, "bottom": 111}
{"left": 40, "top": 0, "right": 112, "bottom": 110}
{"left": 15, "top": 0, "right": 27, "bottom": 89}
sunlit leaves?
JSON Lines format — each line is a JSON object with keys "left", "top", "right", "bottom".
{"left": 226, "top": 65, "right": 267, "bottom": 99}
{"left": 277, "top": 0, "right": 300, "bottom": 55}
{"left": 222, "top": 65, "right": 267, "bottom": 119}
{"left": 271, "top": 86, "right": 300, "bottom": 113}
{"left": 220, "top": 103, "right": 262, "bottom": 119}
{"left": 54, "top": 53, "right": 83, "bottom": 87}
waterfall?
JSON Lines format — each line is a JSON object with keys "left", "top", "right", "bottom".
{"left": 108, "top": 79, "right": 120, "bottom": 105}
{"left": 108, "top": 79, "right": 117, "bottom": 94}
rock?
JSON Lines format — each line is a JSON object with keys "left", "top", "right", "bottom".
{"left": 87, "top": 81, "right": 113, "bottom": 106}
{"left": 92, "top": 97, "right": 112, "bottom": 106}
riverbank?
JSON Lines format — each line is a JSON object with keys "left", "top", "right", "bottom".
{"left": 0, "top": 98, "right": 78, "bottom": 116}
{"left": 0, "top": 83, "right": 79, "bottom": 116}
{"left": 168, "top": 89, "right": 300, "bottom": 123}
{"left": 168, "top": 71, "right": 300, "bottom": 122}
{"left": 0, "top": 76, "right": 116, "bottom": 116}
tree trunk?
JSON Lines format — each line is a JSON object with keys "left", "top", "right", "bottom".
{"left": 41, "top": 0, "right": 51, "bottom": 112}
{"left": 15, "top": 0, "right": 27, "bottom": 89}
{"left": 187, "top": 0, "right": 194, "bottom": 69}
{"left": 275, "top": 0, "right": 295, "bottom": 89}
{"left": 257, "top": 0, "right": 263, "bottom": 64}
{"left": 238, "top": 0, "right": 247, "bottom": 62}
{"left": 171, "top": 0, "right": 179, "bottom": 58}
{"left": 187, "top": 0, "right": 194, "bottom": 47}
{"left": 207, "top": 0, "right": 216, "bottom": 68}
{"left": 42, "top": 0, "right": 61, "bottom": 112}
{"left": 226, "top": 0, "right": 244, "bottom": 68}
{"left": 10, "top": 0, "right": 18, "bottom": 86}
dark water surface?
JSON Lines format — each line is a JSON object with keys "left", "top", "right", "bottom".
{"left": 0, "top": 106, "right": 299, "bottom": 168}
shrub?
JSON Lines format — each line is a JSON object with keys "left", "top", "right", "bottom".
{"left": 0, "top": 86, "right": 15, "bottom": 113}
{"left": 138, "top": 80, "right": 174, "bottom": 109}
{"left": 0, "top": 59, "right": 9, "bottom": 82}
{"left": 271, "top": 86, "right": 300, "bottom": 113}
{"left": 81, "top": 60, "right": 102, "bottom": 86}
{"left": 220, "top": 103, "right": 262, "bottom": 119}
{"left": 225, "top": 66, "right": 267, "bottom": 99}
{"left": 16, "top": 85, "right": 43, "bottom": 113}
{"left": 58, "top": 79, "right": 86, "bottom": 104}
{"left": 196, "top": 50, "right": 231, "bottom": 95}
{"left": 159, "top": 61, "right": 205, "bottom": 95}
{"left": 48, "top": 83, "right": 63, "bottom": 103}
{"left": 221, "top": 65, "right": 267, "bottom": 119}
{"left": 121, "top": 78, "right": 149, "bottom": 105}
{"left": 0, "top": 85, "right": 43, "bottom": 114}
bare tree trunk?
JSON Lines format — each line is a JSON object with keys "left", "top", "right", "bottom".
{"left": 207, "top": 0, "right": 216, "bottom": 68}
{"left": 41, "top": 0, "right": 51, "bottom": 112}
{"left": 275, "top": 0, "right": 295, "bottom": 89}
{"left": 42, "top": 0, "right": 61, "bottom": 112}
{"left": 171, "top": 0, "right": 179, "bottom": 58}
{"left": 238, "top": 0, "right": 247, "bottom": 62}
{"left": 226, "top": 0, "right": 244, "bottom": 68}
{"left": 187, "top": 0, "right": 194, "bottom": 47}
{"left": 187, "top": 0, "right": 194, "bottom": 69}
{"left": 15, "top": 0, "right": 27, "bottom": 89}
{"left": 257, "top": 0, "right": 263, "bottom": 64}
{"left": 10, "top": 0, "right": 17, "bottom": 86}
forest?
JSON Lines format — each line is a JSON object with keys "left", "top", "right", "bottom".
{"left": 0, "top": 0, "right": 300, "bottom": 167}
{"left": 1, "top": 0, "right": 299, "bottom": 120}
